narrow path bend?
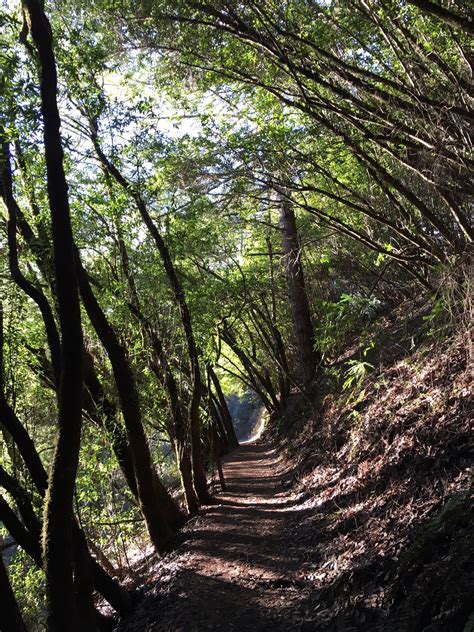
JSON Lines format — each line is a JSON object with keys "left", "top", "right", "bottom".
{"left": 119, "top": 441, "right": 314, "bottom": 631}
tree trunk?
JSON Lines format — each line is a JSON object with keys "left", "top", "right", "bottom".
{"left": 72, "top": 532, "right": 98, "bottom": 632}
{"left": 220, "top": 325, "right": 280, "bottom": 413}
{"left": 0, "top": 549, "right": 27, "bottom": 632}
{"left": 0, "top": 465, "right": 41, "bottom": 541}
{"left": 76, "top": 258, "right": 184, "bottom": 551}
{"left": 207, "top": 366, "right": 239, "bottom": 449}
{"left": 0, "top": 159, "right": 142, "bottom": 505}
{"left": 82, "top": 349, "right": 139, "bottom": 500}
{"left": 1, "top": 140, "right": 61, "bottom": 387}
{"left": 248, "top": 305, "right": 291, "bottom": 407}
{"left": 90, "top": 133, "right": 212, "bottom": 504}
{"left": 173, "top": 438, "right": 199, "bottom": 515}
{"left": 1, "top": 142, "right": 139, "bottom": 510}
{"left": 118, "top": 236, "right": 199, "bottom": 514}
{"left": 212, "top": 426, "right": 227, "bottom": 492}
{"left": 405, "top": 0, "right": 474, "bottom": 34}
{"left": 209, "top": 393, "right": 230, "bottom": 453}
{"left": 265, "top": 234, "right": 292, "bottom": 403}
{"left": 21, "top": 3, "right": 85, "bottom": 628}
{"left": 0, "top": 310, "right": 132, "bottom": 619}
{"left": 0, "top": 495, "right": 42, "bottom": 566}
{"left": 278, "top": 192, "right": 320, "bottom": 386}
{"left": 148, "top": 348, "right": 199, "bottom": 515}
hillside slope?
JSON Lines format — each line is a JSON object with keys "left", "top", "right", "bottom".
{"left": 274, "top": 300, "right": 472, "bottom": 631}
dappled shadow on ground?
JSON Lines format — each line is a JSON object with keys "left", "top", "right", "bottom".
{"left": 116, "top": 441, "right": 317, "bottom": 631}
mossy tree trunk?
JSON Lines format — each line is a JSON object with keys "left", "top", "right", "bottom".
{"left": 21, "top": 1, "right": 85, "bottom": 628}
{"left": 0, "top": 309, "right": 132, "bottom": 618}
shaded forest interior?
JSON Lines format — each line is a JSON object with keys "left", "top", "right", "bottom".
{"left": 0, "top": 1, "right": 472, "bottom": 631}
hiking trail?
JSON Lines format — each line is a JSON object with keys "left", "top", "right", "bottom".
{"left": 118, "top": 440, "right": 316, "bottom": 631}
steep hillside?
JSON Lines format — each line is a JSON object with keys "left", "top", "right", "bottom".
{"left": 273, "top": 300, "right": 472, "bottom": 631}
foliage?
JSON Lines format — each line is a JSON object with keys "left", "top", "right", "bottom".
{"left": 318, "top": 294, "right": 382, "bottom": 358}
{"left": 7, "top": 548, "right": 46, "bottom": 631}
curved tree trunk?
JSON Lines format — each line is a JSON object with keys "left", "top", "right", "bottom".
{"left": 208, "top": 393, "right": 232, "bottom": 454}
{"left": 0, "top": 495, "right": 42, "bottom": 566}
{"left": 89, "top": 132, "right": 212, "bottom": 504}
{"left": 21, "top": 3, "right": 85, "bottom": 628}
{"left": 0, "top": 465, "right": 41, "bottom": 541}
{"left": 118, "top": 235, "right": 199, "bottom": 514}
{"left": 82, "top": 350, "right": 139, "bottom": 501}
{"left": 173, "top": 437, "right": 199, "bottom": 515}
{"left": 76, "top": 258, "right": 184, "bottom": 551}
{"left": 405, "top": 0, "right": 474, "bottom": 34}
{"left": 207, "top": 366, "right": 239, "bottom": 449}
{"left": 219, "top": 324, "right": 280, "bottom": 413}
{"left": 1, "top": 146, "right": 143, "bottom": 509}
{"left": 1, "top": 140, "right": 61, "bottom": 388}
{"left": 0, "top": 309, "right": 132, "bottom": 619}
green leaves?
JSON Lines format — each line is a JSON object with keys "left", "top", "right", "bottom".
{"left": 342, "top": 359, "right": 373, "bottom": 392}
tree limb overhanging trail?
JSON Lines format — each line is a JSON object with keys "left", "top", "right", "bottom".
{"left": 117, "top": 440, "right": 315, "bottom": 632}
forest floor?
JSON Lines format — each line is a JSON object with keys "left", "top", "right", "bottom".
{"left": 117, "top": 439, "right": 319, "bottom": 631}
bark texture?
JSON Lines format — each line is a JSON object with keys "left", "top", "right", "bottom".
{"left": 278, "top": 193, "right": 320, "bottom": 386}
{"left": 21, "top": 2, "right": 85, "bottom": 628}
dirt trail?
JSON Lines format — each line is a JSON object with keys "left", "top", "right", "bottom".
{"left": 119, "top": 441, "right": 314, "bottom": 631}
